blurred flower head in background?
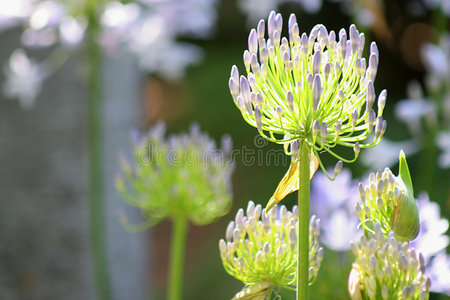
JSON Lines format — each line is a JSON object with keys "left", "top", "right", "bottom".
{"left": 116, "top": 122, "right": 234, "bottom": 229}
{"left": 0, "top": 0, "right": 219, "bottom": 107}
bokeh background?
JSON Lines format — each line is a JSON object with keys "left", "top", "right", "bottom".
{"left": 0, "top": 0, "right": 448, "bottom": 299}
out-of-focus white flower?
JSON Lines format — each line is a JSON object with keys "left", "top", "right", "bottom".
{"left": 421, "top": 33, "right": 450, "bottom": 93}
{"left": 426, "top": 251, "right": 450, "bottom": 295}
{"left": 238, "top": 0, "right": 279, "bottom": 25}
{"left": 436, "top": 131, "right": 450, "bottom": 168}
{"left": 0, "top": 0, "right": 34, "bottom": 31}
{"left": 58, "top": 16, "right": 87, "bottom": 47}
{"left": 311, "top": 169, "right": 362, "bottom": 251}
{"left": 360, "top": 138, "right": 419, "bottom": 169}
{"left": 3, "top": 48, "right": 48, "bottom": 108}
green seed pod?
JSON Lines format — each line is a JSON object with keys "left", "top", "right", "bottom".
{"left": 391, "top": 151, "right": 420, "bottom": 241}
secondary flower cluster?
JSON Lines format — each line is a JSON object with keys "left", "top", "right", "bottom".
{"left": 349, "top": 225, "right": 431, "bottom": 300}
{"left": 116, "top": 122, "right": 234, "bottom": 228}
{"left": 356, "top": 152, "right": 419, "bottom": 241}
{"left": 229, "top": 11, "right": 386, "bottom": 175}
{"left": 219, "top": 201, "right": 323, "bottom": 290}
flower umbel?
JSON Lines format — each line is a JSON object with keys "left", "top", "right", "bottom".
{"left": 116, "top": 122, "right": 234, "bottom": 229}
{"left": 356, "top": 151, "right": 420, "bottom": 241}
{"left": 349, "top": 225, "right": 431, "bottom": 300}
{"left": 219, "top": 201, "right": 323, "bottom": 291}
{"left": 229, "top": 11, "right": 386, "bottom": 176}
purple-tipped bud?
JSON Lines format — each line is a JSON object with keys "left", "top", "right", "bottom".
{"left": 276, "top": 106, "right": 283, "bottom": 118}
{"left": 289, "top": 226, "right": 296, "bottom": 250}
{"left": 288, "top": 14, "right": 297, "bottom": 33}
{"left": 328, "top": 30, "right": 336, "bottom": 51}
{"left": 290, "top": 23, "right": 299, "bottom": 46}
{"left": 370, "top": 41, "right": 379, "bottom": 57}
{"left": 367, "top": 109, "right": 376, "bottom": 132}
{"left": 219, "top": 239, "right": 227, "bottom": 257}
{"left": 335, "top": 120, "right": 342, "bottom": 137}
{"left": 281, "top": 37, "right": 289, "bottom": 49}
{"left": 260, "top": 46, "right": 269, "bottom": 64}
{"left": 250, "top": 54, "right": 259, "bottom": 73}
{"left": 335, "top": 62, "right": 341, "bottom": 76}
{"left": 240, "top": 76, "right": 251, "bottom": 101}
{"left": 307, "top": 73, "right": 314, "bottom": 90}
{"left": 286, "top": 90, "right": 294, "bottom": 112}
{"left": 268, "top": 46, "right": 275, "bottom": 60}
{"left": 366, "top": 81, "right": 375, "bottom": 112}
{"left": 268, "top": 11, "right": 276, "bottom": 38}
{"left": 312, "top": 51, "right": 321, "bottom": 75}
{"left": 225, "top": 221, "right": 234, "bottom": 242}
{"left": 334, "top": 160, "right": 343, "bottom": 177}
{"left": 255, "top": 104, "right": 262, "bottom": 132}
{"left": 359, "top": 58, "right": 366, "bottom": 77}
{"left": 313, "top": 75, "right": 322, "bottom": 111}
{"left": 339, "top": 29, "right": 347, "bottom": 58}
{"left": 248, "top": 73, "right": 256, "bottom": 90}
{"left": 358, "top": 32, "right": 365, "bottom": 56}
{"left": 377, "top": 89, "right": 387, "bottom": 115}
{"left": 349, "top": 24, "right": 359, "bottom": 54}
{"left": 375, "top": 116, "right": 384, "bottom": 139}
{"left": 243, "top": 50, "right": 251, "bottom": 72}
{"left": 320, "top": 122, "right": 328, "bottom": 144}
{"left": 352, "top": 109, "right": 358, "bottom": 127}
{"left": 354, "top": 142, "right": 360, "bottom": 156}
{"left": 283, "top": 50, "right": 290, "bottom": 65}
{"left": 257, "top": 19, "right": 265, "bottom": 41}
{"left": 291, "top": 140, "right": 299, "bottom": 156}
{"left": 275, "top": 13, "right": 283, "bottom": 33}
{"left": 236, "top": 96, "right": 244, "bottom": 110}
{"left": 324, "top": 63, "right": 331, "bottom": 80}
{"left": 248, "top": 29, "right": 258, "bottom": 55}
{"left": 231, "top": 65, "right": 239, "bottom": 86}
{"left": 273, "top": 30, "right": 281, "bottom": 47}
{"left": 313, "top": 120, "right": 320, "bottom": 137}
{"left": 367, "top": 53, "right": 379, "bottom": 81}
{"left": 229, "top": 78, "right": 239, "bottom": 100}
{"left": 261, "top": 63, "right": 267, "bottom": 78}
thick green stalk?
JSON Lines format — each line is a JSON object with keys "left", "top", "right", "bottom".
{"left": 168, "top": 215, "right": 188, "bottom": 300}
{"left": 86, "top": 8, "right": 111, "bottom": 300}
{"left": 297, "top": 140, "right": 311, "bottom": 300}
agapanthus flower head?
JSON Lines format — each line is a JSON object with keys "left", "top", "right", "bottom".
{"left": 356, "top": 151, "right": 420, "bottom": 241}
{"left": 229, "top": 11, "right": 386, "bottom": 177}
{"left": 219, "top": 201, "right": 323, "bottom": 292}
{"left": 116, "top": 121, "right": 234, "bottom": 229}
{"left": 349, "top": 225, "right": 431, "bottom": 300}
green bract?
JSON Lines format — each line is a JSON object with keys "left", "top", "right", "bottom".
{"left": 229, "top": 11, "right": 387, "bottom": 175}
{"left": 349, "top": 225, "right": 430, "bottom": 300}
{"left": 356, "top": 151, "right": 420, "bottom": 241}
{"left": 116, "top": 122, "right": 234, "bottom": 229}
{"left": 219, "top": 201, "right": 323, "bottom": 292}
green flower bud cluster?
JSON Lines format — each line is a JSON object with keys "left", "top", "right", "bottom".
{"left": 229, "top": 11, "right": 386, "bottom": 176}
{"left": 219, "top": 201, "right": 323, "bottom": 291}
{"left": 116, "top": 122, "right": 234, "bottom": 229}
{"left": 356, "top": 151, "right": 420, "bottom": 241}
{"left": 349, "top": 225, "right": 431, "bottom": 300}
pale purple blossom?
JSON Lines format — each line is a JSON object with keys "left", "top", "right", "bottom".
{"left": 426, "top": 251, "right": 450, "bottom": 295}
{"left": 360, "top": 138, "right": 419, "bottom": 169}
{"left": 421, "top": 33, "right": 450, "bottom": 93}
{"left": 436, "top": 131, "right": 450, "bottom": 168}
{"left": 310, "top": 169, "right": 362, "bottom": 251}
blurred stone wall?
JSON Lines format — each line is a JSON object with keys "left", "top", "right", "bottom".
{"left": 0, "top": 28, "right": 149, "bottom": 300}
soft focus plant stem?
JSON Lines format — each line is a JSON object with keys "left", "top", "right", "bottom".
{"left": 297, "top": 140, "right": 311, "bottom": 300}
{"left": 168, "top": 215, "right": 188, "bottom": 300}
{"left": 86, "top": 5, "right": 111, "bottom": 300}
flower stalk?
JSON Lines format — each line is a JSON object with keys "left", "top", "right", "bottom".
{"left": 86, "top": 5, "right": 111, "bottom": 300}
{"left": 298, "top": 141, "right": 311, "bottom": 300}
{"left": 168, "top": 215, "right": 188, "bottom": 300}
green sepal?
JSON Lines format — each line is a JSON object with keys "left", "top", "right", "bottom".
{"left": 392, "top": 150, "right": 420, "bottom": 241}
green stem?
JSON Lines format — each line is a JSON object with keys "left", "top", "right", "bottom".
{"left": 168, "top": 215, "right": 188, "bottom": 300}
{"left": 297, "top": 140, "right": 311, "bottom": 300}
{"left": 86, "top": 8, "right": 111, "bottom": 300}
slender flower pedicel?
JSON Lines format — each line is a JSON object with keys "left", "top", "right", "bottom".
{"left": 228, "top": 11, "right": 386, "bottom": 299}
{"left": 117, "top": 122, "right": 234, "bottom": 300}
{"left": 219, "top": 201, "right": 323, "bottom": 298}
{"left": 349, "top": 225, "right": 431, "bottom": 300}
{"left": 356, "top": 151, "right": 420, "bottom": 241}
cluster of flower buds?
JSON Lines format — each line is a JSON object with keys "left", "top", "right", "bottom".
{"left": 349, "top": 225, "right": 431, "bottom": 300}
{"left": 219, "top": 201, "right": 323, "bottom": 290}
{"left": 116, "top": 122, "right": 234, "bottom": 228}
{"left": 356, "top": 151, "right": 420, "bottom": 241}
{"left": 228, "top": 11, "right": 387, "bottom": 177}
